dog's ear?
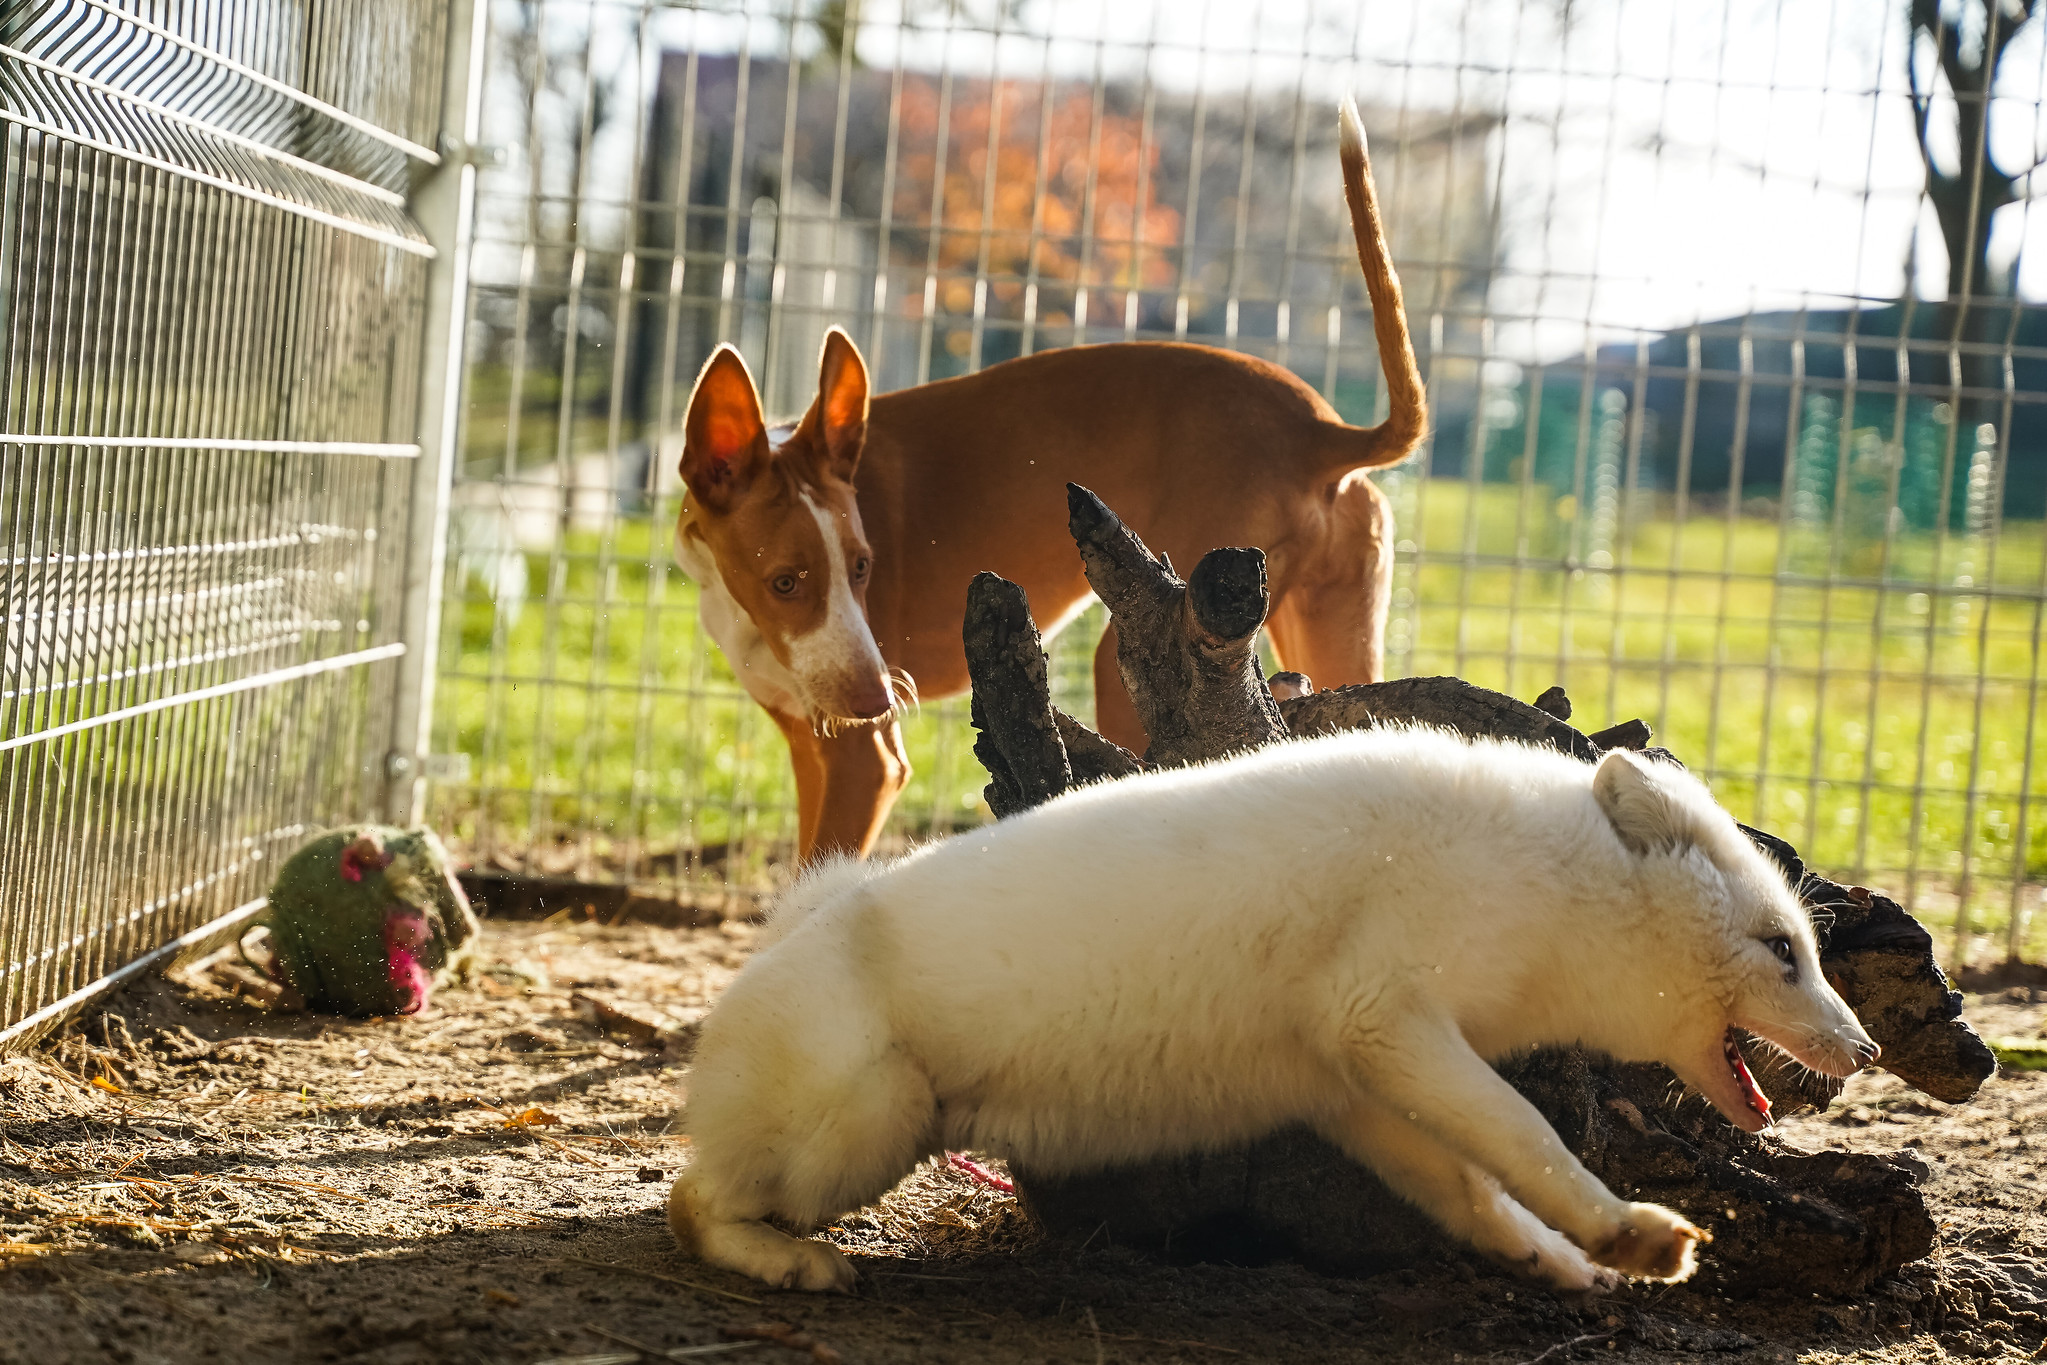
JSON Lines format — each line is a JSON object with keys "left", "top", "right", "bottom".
{"left": 1593, "top": 748, "right": 1695, "bottom": 855}
{"left": 682, "top": 346, "right": 769, "bottom": 513}
{"left": 807, "top": 327, "right": 870, "bottom": 479}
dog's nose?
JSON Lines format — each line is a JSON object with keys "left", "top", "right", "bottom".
{"left": 843, "top": 678, "right": 895, "bottom": 720}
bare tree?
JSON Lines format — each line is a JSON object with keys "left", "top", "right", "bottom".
{"left": 1907, "top": 0, "right": 2043, "bottom": 301}
{"left": 497, "top": 1, "right": 637, "bottom": 254}
{"left": 806, "top": 0, "right": 1032, "bottom": 68}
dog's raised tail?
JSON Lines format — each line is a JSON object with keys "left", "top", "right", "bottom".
{"left": 1328, "top": 95, "right": 1427, "bottom": 472}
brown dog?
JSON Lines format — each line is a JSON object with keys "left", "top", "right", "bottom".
{"left": 673, "top": 98, "right": 1426, "bottom": 863}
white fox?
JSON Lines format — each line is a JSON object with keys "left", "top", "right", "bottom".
{"left": 668, "top": 727, "right": 1878, "bottom": 1293}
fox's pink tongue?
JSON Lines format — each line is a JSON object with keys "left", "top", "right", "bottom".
{"left": 1730, "top": 1040, "right": 1772, "bottom": 1124}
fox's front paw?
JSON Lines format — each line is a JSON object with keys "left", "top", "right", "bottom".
{"left": 1513, "top": 1229, "right": 1622, "bottom": 1294}
{"left": 1590, "top": 1202, "right": 1707, "bottom": 1282}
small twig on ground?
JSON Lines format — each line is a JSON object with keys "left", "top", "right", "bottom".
{"left": 232, "top": 1175, "right": 369, "bottom": 1201}
{"left": 1512, "top": 1330, "right": 1619, "bottom": 1365}
{"left": 720, "top": 1322, "right": 844, "bottom": 1364}
{"left": 866, "top": 1270, "right": 976, "bottom": 1282}
{"left": 531, "top": 1132, "right": 612, "bottom": 1166}
{"left": 1085, "top": 1307, "right": 1105, "bottom": 1365}
{"left": 1098, "top": 1329, "right": 1245, "bottom": 1356}
{"left": 586, "top": 1324, "right": 668, "bottom": 1355}
{"left": 554, "top": 1254, "right": 762, "bottom": 1306}
{"left": 584, "top": 1323, "right": 764, "bottom": 1358}
{"left": 427, "top": 1201, "right": 557, "bottom": 1225}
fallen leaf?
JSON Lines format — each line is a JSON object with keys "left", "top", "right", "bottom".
{"left": 90, "top": 1076, "right": 122, "bottom": 1095}
{"left": 502, "top": 1106, "right": 564, "bottom": 1129}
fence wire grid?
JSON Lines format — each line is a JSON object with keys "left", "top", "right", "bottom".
{"left": 0, "top": 0, "right": 448, "bottom": 1040}
{"left": 435, "top": 0, "right": 2047, "bottom": 966}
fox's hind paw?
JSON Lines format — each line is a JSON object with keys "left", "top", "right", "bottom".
{"left": 709, "top": 1228, "right": 857, "bottom": 1292}
{"left": 1591, "top": 1202, "right": 1707, "bottom": 1282}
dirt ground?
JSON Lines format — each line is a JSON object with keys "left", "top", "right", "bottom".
{"left": 3, "top": 914, "right": 2045, "bottom": 1365}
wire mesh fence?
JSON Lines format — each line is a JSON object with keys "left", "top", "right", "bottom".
{"left": 432, "top": 0, "right": 2047, "bottom": 966}
{"left": 0, "top": 0, "right": 448, "bottom": 1041}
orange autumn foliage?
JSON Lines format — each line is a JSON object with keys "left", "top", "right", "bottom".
{"left": 891, "top": 79, "right": 1182, "bottom": 325}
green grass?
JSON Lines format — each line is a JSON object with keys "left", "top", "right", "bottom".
{"left": 426, "top": 475, "right": 2047, "bottom": 960}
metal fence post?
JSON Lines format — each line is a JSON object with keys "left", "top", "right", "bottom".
{"left": 387, "top": 0, "right": 492, "bottom": 824}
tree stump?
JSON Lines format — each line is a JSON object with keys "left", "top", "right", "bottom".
{"left": 963, "top": 483, "right": 1996, "bottom": 1296}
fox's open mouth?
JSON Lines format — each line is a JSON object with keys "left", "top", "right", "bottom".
{"left": 1723, "top": 1027, "right": 1773, "bottom": 1126}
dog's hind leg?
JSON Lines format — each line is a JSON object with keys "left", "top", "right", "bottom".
{"left": 670, "top": 964, "right": 938, "bottom": 1291}
{"left": 1263, "top": 477, "right": 1395, "bottom": 689}
{"left": 1090, "top": 623, "right": 1149, "bottom": 752}
{"left": 1316, "top": 1100, "right": 1613, "bottom": 1291}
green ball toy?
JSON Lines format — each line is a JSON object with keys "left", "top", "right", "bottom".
{"left": 262, "top": 826, "right": 480, "bottom": 1016}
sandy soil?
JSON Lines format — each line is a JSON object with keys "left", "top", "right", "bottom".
{"left": 2, "top": 915, "right": 2043, "bottom": 1365}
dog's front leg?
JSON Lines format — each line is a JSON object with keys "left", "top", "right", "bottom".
{"left": 768, "top": 709, "right": 827, "bottom": 860}
{"left": 1345, "top": 1018, "right": 1704, "bottom": 1282}
{"left": 807, "top": 719, "right": 911, "bottom": 861}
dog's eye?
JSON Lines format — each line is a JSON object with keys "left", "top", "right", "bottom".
{"left": 771, "top": 574, "right": 798, "bottom": 596}
{"left": 853, "top": 556, "right": 871, "bottom": 579}
{"left": 1765, "top": 935, "right": 1794, "bottom": 965}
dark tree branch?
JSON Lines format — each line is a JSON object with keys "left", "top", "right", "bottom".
{"left": 963, "top": 573, "right": 1072, "bottom": 818}
{"left": 1907, "top": 0, "right": 2041, "bottom": 298}
{"left": 1053, "top": 710, "right": 1141, "bottom": 786}
{"left": 1906, "top": 26, "right": 1942, "bottom": 178}
{"left": 1067, "top": 483, "right": 1287, "bottom": 769}
{"left": 1278, "top": 677, "right": 1602, "bottom": 760}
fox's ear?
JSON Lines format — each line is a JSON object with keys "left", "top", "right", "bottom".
{"left": 681, "top": 346, "right": 769, "bottom": 513}
{"left": 1593, "top": 748, "right": 1695, "bottom": 855}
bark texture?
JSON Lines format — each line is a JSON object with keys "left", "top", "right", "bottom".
{"left": 1067, "top": 484, "right": 1286, "bottom": 768}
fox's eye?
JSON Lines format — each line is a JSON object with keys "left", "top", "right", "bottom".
{"left": 771, "top": 574, "right": 798, "bottom": 596}
{"left": 1765, "top": 935, "right": 1794, "bottom": 965}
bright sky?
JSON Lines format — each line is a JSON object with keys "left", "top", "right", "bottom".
{"left": 545, "top": 0, "right": 2047, "bottom": 364}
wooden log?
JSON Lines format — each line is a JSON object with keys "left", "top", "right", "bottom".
{"left": 962, "top": 493, "right": 1993, "bottom": 1295}
{"left": 1278, "top": 676, "right": 1600, "bottom": 760}
{"left": 1067, "top": 483, "right": 1286, "bottom": 768}
{"left": 962, "top": 571, "right": 1141, "bottom": 819}
{"left": 963, "top": 572, "right": 1071, "bottom": 819}
{"left": 1532, "top": 684, "right": 1572, "bottom": 720}
{"left": 1738, "top": 823, "right": 1996, "bottom": 1105}
{"left": 1015, "top": 1053, "right": 1936, "bottom": 1297}
{"left": 1053, "top": 711, "right": 1141, "bottom": 786}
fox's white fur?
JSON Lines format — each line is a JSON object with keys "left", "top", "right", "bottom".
{"left": 669, "top": 727, "right": 1877, "bottom": 1293}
